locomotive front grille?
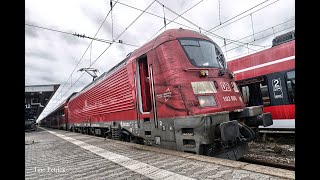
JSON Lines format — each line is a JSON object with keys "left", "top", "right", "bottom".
{"left": 182, "top": 128, "right": 194, "bottom": 136}
{"left": 183, "top": 139, "right": 196, "bottom": 148}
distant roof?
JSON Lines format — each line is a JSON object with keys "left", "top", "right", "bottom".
{"left": 272, "top": 30, "right": 295, "bottom": 47}
{"left": 25, "top": 84, "right": 60, "bottom": 92}
{"left": 25, "top": 84, "right": 60, "bottom": 120}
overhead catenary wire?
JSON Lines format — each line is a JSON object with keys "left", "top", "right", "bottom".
{"left": 90, "top": 42, "right": 92, "bottom": 66}
{"left": 110, "top": 0, "right": 114, "bottom": 40}
{"left": 147, "top": 0, "right": 206, "bottom": 41}
{"left": 218, "top": 0, "right": 222, "bottom": 25}
{"left": 225, "top": 25, "right": 295, "bottom": 59}
{"left": 221, "top": 18, "right": 294, "bottom": 47}
{"left": 154, "top": 0, "right": 266, "bottom": 50}
{"left": 91, "top": 0, "right": 156, "bottom": 67}
{"left": 44, "top": 0, "right": 156, "bottom": 117}
{"left": 25, "top": 24, "right": 139, "bottom": 47}
{"left": 153, "top": 0, "right": 206, "bottom": 40}
{"left": 207, "top": 0, "right": 271, "bottom": 32}
{"left": 112, "top": 0, "right": 205, "bottom": 41}
{"left": 53, "top": 0, "right": 120, "bottom": 101}
{"left": 224, "top": 25, "right": 295, "bottom": 54}
{"left": 250, "top": 14, "right": 255, "bottom": 41}
{"left": 207, "top": 0, "right": 280, "bottom": 33}
{"left": 25, "top": 24, "right": 74, "bottom": 36}
{"left": 115, "top": 0, "right": 259, "bottom": 51}
{"left": 39, "top": 0, "right": 120, "bottom": 118}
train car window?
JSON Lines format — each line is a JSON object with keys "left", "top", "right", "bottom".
{"left": 179, "top": 39, "right": 225, "bottom": 69}
{"left": 286, "top": 70, "right": 295, "bottom": 103}
{"left": 248, "top": 83, "right": 263, "bottom": 106}
{"left": 238, "top": 76, "right": 270, "bottom": 106}
{"left": 241, "top": 86, "right": 250, "bottom": 105}
{"left": 260, "top": 83, "right": 271, "bottom": 106}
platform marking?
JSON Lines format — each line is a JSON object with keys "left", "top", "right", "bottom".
{"left": 47, "top": 130, "right": 195, "bottom": 180}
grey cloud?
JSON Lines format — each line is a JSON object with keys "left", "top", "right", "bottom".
{"left": 81, "top": 6, "right": 112, "bottom": 36}
{"left": 25, "top": 51, "right": 56, "bottom": 61}
{"left": 40, "top": 75, "right": 58, "bottom": 83}
{"left": 25, "top": 26, "right": 38, "bottom": 38}
{"left": 25, "top": 63, "right": 56, "bottom": 76}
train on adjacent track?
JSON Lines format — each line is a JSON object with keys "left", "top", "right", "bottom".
{"left": 41, "top": 28, "right": 273, "bottom": 160}
{"left": 227, "top": 30, "right": 295, "bottom": 133}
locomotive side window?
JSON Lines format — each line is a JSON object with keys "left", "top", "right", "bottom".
{"left": 179, "top": 39, "right": 226, "bottom": 69}
{"left": 137, "top": 56, "right": 152, "bottom": 113}
{"left": 286, "top": 70, "right": 295, "bottom": 103}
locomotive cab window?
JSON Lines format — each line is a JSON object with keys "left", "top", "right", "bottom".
{"left": 286, "top": 70, "right": 295, "bottom": 103}
{"left": 179, "top": 39, "right": 226, "bottom": 69}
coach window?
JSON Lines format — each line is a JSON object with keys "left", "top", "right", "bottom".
{"left": 260, "top": 80, "right": 271, "bottom": 106}
{"left": 240, "top": 84, "right": 263, "bottom": 106}
{"left": 239, "top": 76, "right": 270, "bottom": 106}
{"left": 286, "top": 70, "right": 295, "bottom": 103}
{"left": 240, "top": 86, "right": 249, "bottom": 105}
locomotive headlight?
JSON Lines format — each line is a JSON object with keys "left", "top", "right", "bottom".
{"left": 197, "top": 96, "right": 217, "bottom": 107}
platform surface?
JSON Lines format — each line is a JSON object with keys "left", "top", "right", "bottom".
{"left": 25, "top": 128, "right": 294, "bottom": 180}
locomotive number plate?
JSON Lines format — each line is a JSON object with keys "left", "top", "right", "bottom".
{"left": 222, "top": 96, "right": 237, "bottom": 102}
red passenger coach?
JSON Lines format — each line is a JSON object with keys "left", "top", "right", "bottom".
{"left": 228, "top": 31, "right": 295, "bottom": 132}
{"left": 42, "top": 92, "right": 77, "bottom": 130}
{"left": 53, "top": 28, "right": 273, "bottom": 160}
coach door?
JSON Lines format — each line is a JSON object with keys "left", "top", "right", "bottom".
{"left": 136, "top": 54, "right": 158, "bottom": 130}
{"left": 266, "top": 72, "right": 290, "bottom": 106}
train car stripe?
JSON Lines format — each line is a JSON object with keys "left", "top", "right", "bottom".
{"left": 47, "top": 130, "right": 195, "bottom": 180}
{"left": 233, "top": 56, "right": 295, "bottom": 74}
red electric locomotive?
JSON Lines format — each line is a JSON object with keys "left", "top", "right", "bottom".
{"left": 227, "top": 30, "right": 295, "bottom": 132}
{"left": 45, "top": 28, "right": 273, "bottom": 160}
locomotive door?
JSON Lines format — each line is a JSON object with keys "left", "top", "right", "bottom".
{"left": 136, "top": 54, "right": 158, "bottom": 129}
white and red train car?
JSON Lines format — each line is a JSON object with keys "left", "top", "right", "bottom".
{"left": 228, "top": 31, "right": 295, "bottom": 132}
{"left": 43, "top": 28, "right": 273, "bottom": 160}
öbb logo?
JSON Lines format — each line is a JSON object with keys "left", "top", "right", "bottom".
{"left": 220, "top": 82, "right": 231, "bottom": 91}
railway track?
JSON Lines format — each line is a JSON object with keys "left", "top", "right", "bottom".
{"left": 239, "top": 157, "right": 295, "bottom": 171}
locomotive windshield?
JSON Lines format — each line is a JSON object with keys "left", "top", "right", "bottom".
{"left": 179, "top": 39, "right": 226, "bottom": 69}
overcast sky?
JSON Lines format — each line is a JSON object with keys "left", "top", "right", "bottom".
{"left": 25, "top": 0, "right": 295, "bottom": 120}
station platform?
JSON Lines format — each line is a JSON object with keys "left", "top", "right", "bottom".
{"left": 25, "top": 128, "right": 294, "bottom": 180}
